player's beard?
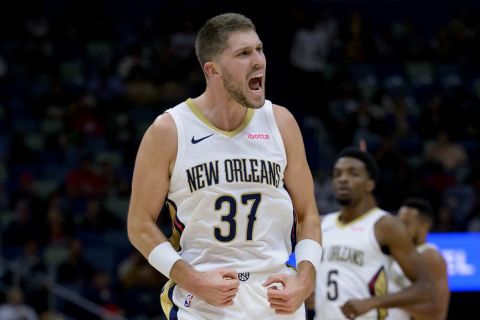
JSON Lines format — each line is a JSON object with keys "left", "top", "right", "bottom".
{"left": 222, "top": 69, "right": 264, "bottom": 109}
{"left": 336, "top": 197, "right": 352, "bottom": 206}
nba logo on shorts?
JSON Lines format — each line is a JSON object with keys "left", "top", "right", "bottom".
{"left": 238, "top": 272, "right": 250, "bottom": 282}
{"left": 184, "top": 294, "right": 194, "bottom": 307}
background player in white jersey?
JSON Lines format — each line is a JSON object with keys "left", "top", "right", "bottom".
{"left": 314, "top": 147, "right": 433, "bottom": 320}
{"left": 127, "top": 13, "right": 322, "bottom": 320}
{"left": 388, "top": 198, "right": 450, "bottom": 320}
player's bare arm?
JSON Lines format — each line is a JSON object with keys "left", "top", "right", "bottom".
{"left": 264, "top": 105, "right": 322, "bottom": 314}
{"left": 127, "top": 113, "right": 239, "bottom": 306}
{"left": 341, "top": 215, "right": 434, "bottom": 318}
{"left": 127, "top": 113, "right": 176, "bottom": 256}
{"left": 403, "top": 248, "right": 450, "bottom": 320}
{"left": 377, "top": 215, "right": 434, "bottom": 308}
{"left": 305, "top": 216, "right": 325, "bottom": 314}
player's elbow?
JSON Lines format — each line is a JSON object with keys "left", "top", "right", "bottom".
{"left": 428, "top": 290, "right": 450, "bottom": 320}
{"left": 126, "top": 213, "right": 146, "bottom": 250}
{"left": 419, "top": 303, "right": 448, "bottom": 320}
{"left": 431, "top": 307, "right": 448, "bottom": 320}
{"left": 126, "top": 217, "right": 136, "bottom": 244}
{"left": 408, "top": 306, "right": 444, "bottom": 320}
{"left": 406, "top": 289, "right": 447, "bottom": 320}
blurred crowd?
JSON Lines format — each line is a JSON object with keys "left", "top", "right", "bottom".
{"left": 1, "top": 1, "right": 480, "bottom": 319}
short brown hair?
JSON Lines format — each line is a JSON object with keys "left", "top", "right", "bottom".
{"left": 195, "top": 13, "right": 256, "bottom": 66}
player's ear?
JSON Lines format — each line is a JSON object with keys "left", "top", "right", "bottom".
{"left": 204, "top": 62, "right": 220, "bottom": 78}
{"left": 420, "top": 218, "right": 433, "bottom": 231}
{"left": 366, "top": 179, "right": 375, "bottom": 193}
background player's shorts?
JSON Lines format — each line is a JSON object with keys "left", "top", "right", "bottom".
{"left": 160, "top": 265, "right": 306, "bottom": 320}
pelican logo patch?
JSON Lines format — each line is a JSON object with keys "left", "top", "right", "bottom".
{"left": 238, "top": 272, "right": 250, "bottom": 282}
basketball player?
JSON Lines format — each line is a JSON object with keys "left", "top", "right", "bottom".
{"left": 127, "top": 13, "right": 322, "bottom": 320}
{"left": 314, "top": 147, "right": 433, "bottom": 320}
{"left": 388, "top": 198, "right": 449, "bottom": 320}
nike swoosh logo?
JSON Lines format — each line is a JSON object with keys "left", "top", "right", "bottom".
{"left": 322, "top": 226, "right": 335, "bottom": 233}
{"left": 191, "top": 134, "right": 214, "bottom": 144}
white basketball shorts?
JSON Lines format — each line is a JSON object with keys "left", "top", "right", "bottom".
{"left": 160, "top": 265, "right": 306, "bottom": 320}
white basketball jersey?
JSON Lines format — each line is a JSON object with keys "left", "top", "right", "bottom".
{"left": 315, "top": 208, "right": 393, "bottom": 320}
{"left": 164, "top": 99, "right": 295, "bottom": 274}
{"left": 387, "top": 242, "right": 438, "bottom": 320}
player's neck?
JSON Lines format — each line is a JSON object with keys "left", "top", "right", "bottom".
{"left": 192, "top": 92, "right": 248, "bottom": 131}
{"left": 339, "top": 197, "right": 376, "bottom": 223}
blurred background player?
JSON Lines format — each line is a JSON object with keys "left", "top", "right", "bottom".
{"left": 314, "top": 147, "right": 433, "bottom": 320}
{"left": 388, "top": 198, "right": 450, "bottom": 320}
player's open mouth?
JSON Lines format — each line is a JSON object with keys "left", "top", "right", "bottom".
{"left": 248, "top": 75, "right": 263, "bottom": 92}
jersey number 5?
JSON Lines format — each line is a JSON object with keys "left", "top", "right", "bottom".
{"left": 327, "top": 270, "right": 339, "bottom": 301}
{"left": 214, "top": 193, "right": 261, "bottom": 242}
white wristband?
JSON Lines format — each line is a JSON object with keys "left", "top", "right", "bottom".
{"left": 295, "top": 239, "right": 323, "bottom": 272}
{"left": 148, "top": 242, "right": 182, "bottom": 279}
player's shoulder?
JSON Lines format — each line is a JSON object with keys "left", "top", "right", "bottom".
{"left": 154, "top": 99, "right": 189, "bottom": 127}
{"left": 421, "top": 245, "right": 448, "bottom": 277}
{"left": 420, "top": 244, "right": 445, "bottom": 263}
{"left": 135, "top": 111, "right": 177, "bottom": 165}
{"left": 272, "top": 102, "right": 293, "bottom": 114}
{"left": 271, "top": 103, "right": 302, "bottom": 145}
{"left": 150, "top": 112, "right": 176, "bottom": 136}
{"left": 374, "top": 210, "right": 409, "bottom": 244}
{"left": 272, "top": 103, "right": 287, "bottom": 112}
{"left": 140, "top": 110, "right": 178, "bottom": 156}
{"left": 376, "top": 209, "right": 402, "bottom": 228}
{"left": 272, "top": 103, "right": 296, "bottom": 125}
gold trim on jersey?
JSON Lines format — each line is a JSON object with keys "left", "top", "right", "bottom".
{"left": 160, "top": 280, "right": 177, "bottom": 320}
{"left": 335, "top": 207, "right": 379, "bottom": 228}
{"left": 185, "top": 98, "right": 254, "bottom": 137}
{"left": 368, "top": 266, "right": 388, "bottom": 320}
{"left": 166, "top": 199, "right": 182, "bottom": 251}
